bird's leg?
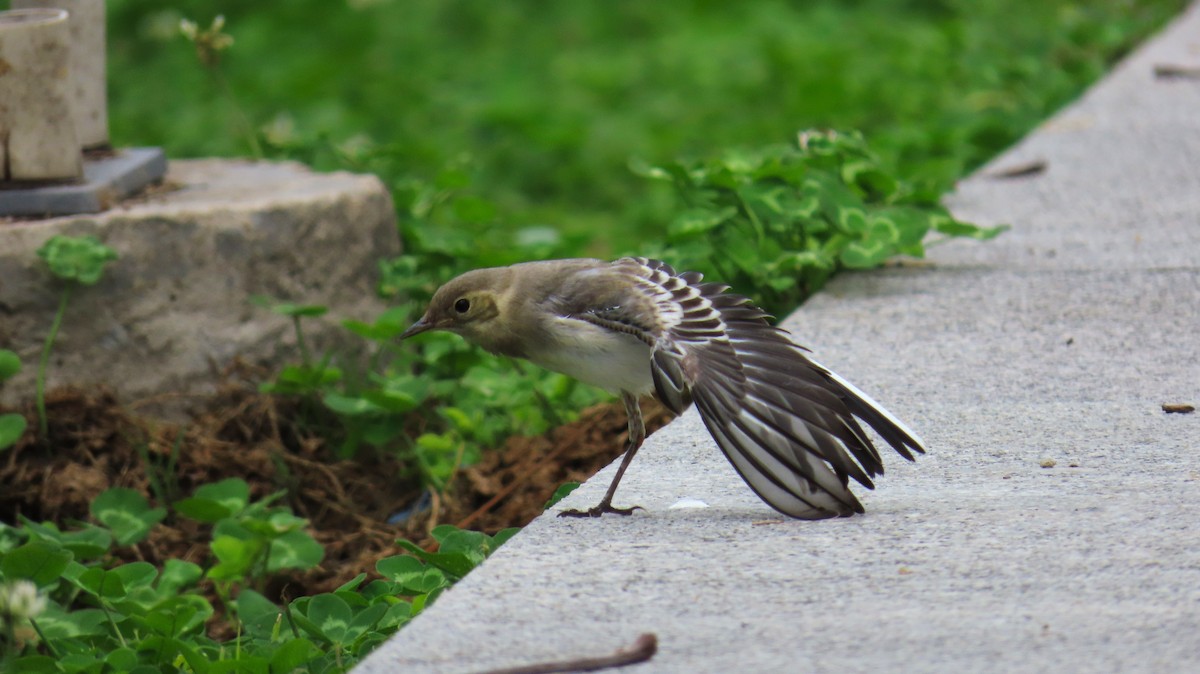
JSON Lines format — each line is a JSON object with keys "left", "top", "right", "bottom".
{"left": 558, "top": 392, "right": 646, "bottom": 518}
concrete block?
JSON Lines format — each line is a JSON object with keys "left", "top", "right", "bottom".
{"left": 0, "top": 158, "right": 398, "bottom": 410}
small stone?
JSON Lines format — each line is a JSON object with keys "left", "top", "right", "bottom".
{"left": 1039, "top": 459, "right": 1057, "bottom": 468}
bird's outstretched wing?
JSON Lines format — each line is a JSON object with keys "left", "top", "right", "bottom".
{"left": 603, "top": 257, "right": 925, "bottom": 519}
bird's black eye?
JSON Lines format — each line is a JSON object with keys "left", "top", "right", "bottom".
{"left": 454, "top": 298, "right": 471, "bottom": 314}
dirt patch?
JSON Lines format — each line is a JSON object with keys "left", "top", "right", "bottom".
{"left": 0, "top": 365, "right": 674, "bottom": 604}
{"left": 452, "top": 396, "right": 674, "bottom": 533}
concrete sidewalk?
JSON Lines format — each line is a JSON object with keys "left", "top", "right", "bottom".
{"left": 356, "top": 5, "right": 1200, "bottom": 673}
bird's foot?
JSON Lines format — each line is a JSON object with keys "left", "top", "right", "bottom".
{"left": 557, "top": 503, "right": 644, "bottom": 518}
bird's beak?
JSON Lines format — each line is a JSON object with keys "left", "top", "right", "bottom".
{"left": 400, "top": 316, "right": 434, "bottom": 340}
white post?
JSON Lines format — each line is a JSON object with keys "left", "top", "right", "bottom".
{"left": 12, "top": 0, "right": 109, "bottom": 149}
{"left": 0, "top": 9, "right": 83, "bottom": 181}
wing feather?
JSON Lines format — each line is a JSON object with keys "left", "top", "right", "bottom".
{"left": 613, "top": 257, "right": 924, "bottom": 519}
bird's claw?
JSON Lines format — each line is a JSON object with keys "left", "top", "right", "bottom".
{"left": 557, "top": 503, "right": 644, "bottom": 518}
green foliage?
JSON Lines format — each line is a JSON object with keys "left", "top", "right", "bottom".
{"left": 640, "top": 131, "right": 1008, "bottom": 314}
{"left": 90, "top": 489, "right": 166, "bottom": 547}
{"left": 394, "top": 525, "right": 519, "bottom": 582}
{"left": 173, "top": 479, "right": 324, "bottom": 585}
{"left": 545, "top": 482, "right": 582, "bottom": 510}
{"left": 0, "top": 349, "right": 21, "bottom": 380}
{"left": 32, "top": 236, "right": 119, "bottom": 440}
{"left": 1, "top": 540, "right": 73, "bottom": 587}
{"left": 258, "top": 302, "right": 425, "bottom": 465}
{"left": 106, "top": 0, "right": 1184, "bottom": 248}
{"left": 0, "top": 483, "right": 511, "bottom": 672}
{"left": 0, "top": 350, "right": 27, "bottom": 451}
{"left": 36, "top": 236, "right": 118, "bottom": 287}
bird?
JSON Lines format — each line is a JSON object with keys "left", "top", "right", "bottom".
{"left": 401, "top": 256, "right": 924, "bottom": 519}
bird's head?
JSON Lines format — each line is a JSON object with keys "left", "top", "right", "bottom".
{"left": 401, "top": 267, "right": 509, "bottom": 343}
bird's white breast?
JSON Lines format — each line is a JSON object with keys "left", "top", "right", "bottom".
{"left": 528, "top": 315, "right": 655, "bottom": 395}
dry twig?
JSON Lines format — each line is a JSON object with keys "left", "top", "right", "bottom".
{"left": 476, "top": 633, "right": 658, "bottom": 674}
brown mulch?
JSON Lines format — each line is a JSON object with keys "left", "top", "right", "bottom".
{"left": 0, "top": 366, "right": 674, "bottom": 608}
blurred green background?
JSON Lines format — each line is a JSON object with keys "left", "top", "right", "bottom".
{"left": 101, "top": 0, "right": 1185, "bottom": 255}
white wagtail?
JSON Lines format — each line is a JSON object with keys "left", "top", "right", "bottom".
{"left": 402, "top": 257, "right": 924, "bottom": 519}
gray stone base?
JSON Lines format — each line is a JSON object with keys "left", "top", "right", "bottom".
{"left": 0, "top": 148, "right": 169, "bottom": 217}
{"left": 0, "top": 158, "right": 398, "bottom": 412}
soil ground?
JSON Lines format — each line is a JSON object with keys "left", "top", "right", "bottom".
{"left": 0, "top": 363, "right": 673, "bottom": 612}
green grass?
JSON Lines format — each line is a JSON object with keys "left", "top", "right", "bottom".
{"left": 106, "top": 0, "right": 1185, "bottom": 253}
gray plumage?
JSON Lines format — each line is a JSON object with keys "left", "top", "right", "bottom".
{"left": 402, "top": 256, "right": 924, "bottom": 519}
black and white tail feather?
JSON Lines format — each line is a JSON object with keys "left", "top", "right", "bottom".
{"left": 615, "top": 257, "right": 924, "bottom": 519}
